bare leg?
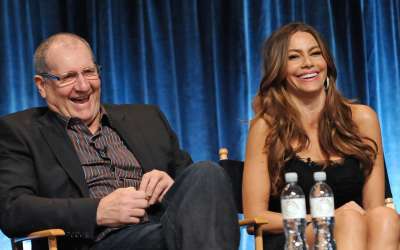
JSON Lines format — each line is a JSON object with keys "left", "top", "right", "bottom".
{"left": 305, "top": 223, "right": 315, "bottom": 247}
{"left": 335, "top": 209, "right": 367, "bottom": 250}
{"left": 366, "top": 206, "right": 400, "bottom": 250}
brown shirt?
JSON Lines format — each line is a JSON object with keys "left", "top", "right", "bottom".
{"left": 57, "top": 109, "right": 145, "bottom": 240}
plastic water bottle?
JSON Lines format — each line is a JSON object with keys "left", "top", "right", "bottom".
{"left": 281, "top": 172, "right": 308, "bottom": 250}
{"left": 309, "top": 171, "right": 336, "bottom": 250}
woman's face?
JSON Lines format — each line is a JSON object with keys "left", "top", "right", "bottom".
{"left": 285, "top": 31, "right": 327, "bottom": 96}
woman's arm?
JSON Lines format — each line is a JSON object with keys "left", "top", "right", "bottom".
{"left": 242, "top": 117, "right": 285, "bottom": 233}
{"left": 351, "top": 104, "right": 385, "bottom": 210}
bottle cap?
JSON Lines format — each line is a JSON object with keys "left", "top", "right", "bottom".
{"left": 313, "top": 171, "right": 326, "bottom": 181}
{"left": 284, "top": 172, "right": 298, "bottom": 183}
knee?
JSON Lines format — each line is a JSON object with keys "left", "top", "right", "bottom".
{"left": 335, "top": 209, "right": 367, "bottom": 233}
{"left": 182, "top": 161, "right": 228, "bottom": 182}
{"left": 175, "top": 161, "right": 235, "bottom": 202}
{"left": 190, "top": 161, "right": 221, "bottom": 170}
{"left": 366, "top": 206, "right": 400, "bottom": 233}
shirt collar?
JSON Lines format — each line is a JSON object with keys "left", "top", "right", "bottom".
{"left": 52, "top": 106, "right": 110, "bottom": 129}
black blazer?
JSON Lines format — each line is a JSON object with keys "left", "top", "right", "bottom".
{"left": 0, "top": 104, "right": 192, "bottom": 250}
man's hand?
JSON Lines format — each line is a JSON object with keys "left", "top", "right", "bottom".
{"left": 139, "top": 170, "right": 174, "bottom": 205}
{"left": 96, "top": 187, "right": 148, "bottom": 227}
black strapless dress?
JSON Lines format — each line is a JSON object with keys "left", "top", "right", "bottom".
{"left": 263, "top": 156, "right": 365, "bottom": 249}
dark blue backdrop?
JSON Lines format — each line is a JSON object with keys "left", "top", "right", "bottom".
{"left": 0, "top": 0, "right": 399, "bottom": 249}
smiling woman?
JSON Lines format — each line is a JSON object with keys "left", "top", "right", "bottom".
{"left": 243, "top": 22, "right": 400, "bottom": 250}
{"left": 285, "top": 32, "right": 327, "bottom": 96}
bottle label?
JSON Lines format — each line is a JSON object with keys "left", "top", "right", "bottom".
{"left": 281, "top": 198, "right": 306, "bottom": 219}
{"left": 310, "top": 197, "right": 335, "bottom": 217}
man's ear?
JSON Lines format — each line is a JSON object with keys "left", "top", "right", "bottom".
{"left": 34, "top": 75, "right": 47, "bottom": 99}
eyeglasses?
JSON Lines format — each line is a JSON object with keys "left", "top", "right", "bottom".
{"left": 38, "top": 65, "right": 101, "bottom": 87}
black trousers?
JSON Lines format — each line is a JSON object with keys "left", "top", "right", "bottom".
{"left": 91, "top": 161, "right": 240, "bottom": 250}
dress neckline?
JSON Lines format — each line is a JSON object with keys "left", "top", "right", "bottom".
{"left": 294, "top": 154, "right": 346, "bottom": 168}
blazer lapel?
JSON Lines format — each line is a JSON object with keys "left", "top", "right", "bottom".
{"left": 107, "top": 108, "right": 154, "bottom": 172}
{"left": 38, "top": 112, "right": 89, "bottom": 196}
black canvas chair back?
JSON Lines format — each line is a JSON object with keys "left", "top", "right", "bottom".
{"left": 218, "top": 148, "right": 268, "bottom": 250}
{"left": 218, "top": 158, "right": 244, "bottom": 213}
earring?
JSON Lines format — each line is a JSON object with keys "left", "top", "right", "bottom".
{"left": 324, "top": 77, "right": 330, "bottom": 90}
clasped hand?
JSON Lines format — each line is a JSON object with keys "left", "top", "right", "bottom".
{"left": 96, "top": 170, "right": 174, "bottom": 226}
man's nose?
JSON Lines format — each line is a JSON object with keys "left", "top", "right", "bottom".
{"left": 74, "top": 73, "right": 91, "bottom": 91}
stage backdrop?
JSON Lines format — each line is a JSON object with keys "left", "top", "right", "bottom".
{"left": 0, "top": 0, "right": 399, "bottom": 249}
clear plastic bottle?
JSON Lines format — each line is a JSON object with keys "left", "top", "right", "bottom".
{"left": 281, "top": 172, "right": 308, "bottom": 250}
{"left": 309, "top": 171, "right": 336, "bottom": 250}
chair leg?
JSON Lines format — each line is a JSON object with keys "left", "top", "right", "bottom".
{"left": 48, "top": 237, "right": 58, "bottom": 250}
{"left": 254, "top": 225, "right": 264, "bottom": 250}
{"left": 11, "top": 241, "right": 23, "bottom": 250}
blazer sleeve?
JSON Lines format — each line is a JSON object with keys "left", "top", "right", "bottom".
{"left": 0, "top": 117, "right": 99, "bottom": 239}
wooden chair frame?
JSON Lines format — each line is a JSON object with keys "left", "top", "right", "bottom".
{"left": 11, "top": 229, "right": 65, "bottom": 250}
{"left": 219, "top": 148, "right": 267, "bottom": 250}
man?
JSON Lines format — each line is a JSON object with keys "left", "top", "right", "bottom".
{"left": 0, "top": 33, "right": 239, "bottom": 250}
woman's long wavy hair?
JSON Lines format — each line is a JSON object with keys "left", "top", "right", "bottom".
{"left": 253, "top": 22, "right": 377, "bottom": 196}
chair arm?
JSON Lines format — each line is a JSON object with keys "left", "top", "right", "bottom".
{"left": 13, "top": 229, "right": 65, "bottom": 243}
{"left": 239, "top": 216, "right": 268, "bottom": 250}
{"left": 239, "top": 216, "right": 269, "bottom": 227}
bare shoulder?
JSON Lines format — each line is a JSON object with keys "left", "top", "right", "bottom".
{"left": 350, "top": 103, "right": 380, "bottom": 136}
{"left": 246, "top": 117, "right": 271, "bottom": 158}
{"left": 350, "top": 104, "right": 378, "bottom": 124}
{"left": 249, "top": 116, "right": 270, "bottom": 136}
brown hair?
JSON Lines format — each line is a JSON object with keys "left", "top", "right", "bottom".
{"left": 253, "top": 22, "right": 377, "bottom": 195}
{"left": 33, "top": 33, "right": 95, "bottom": 74}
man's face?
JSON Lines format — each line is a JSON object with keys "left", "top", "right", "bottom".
{"left": 35, "top": 41, "right": 101, "bottom": 126}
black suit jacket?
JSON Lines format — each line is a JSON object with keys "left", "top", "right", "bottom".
{"left": 0, "top": 104, "right": 192, "bottom": 250}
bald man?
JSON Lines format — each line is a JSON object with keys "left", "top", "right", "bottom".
{"left": 0, "top": 33, "right": 239, "bottom": 250}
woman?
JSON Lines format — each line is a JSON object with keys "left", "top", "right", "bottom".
{"left": 243, "top": 22, "right": 400, "bottom": 250}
